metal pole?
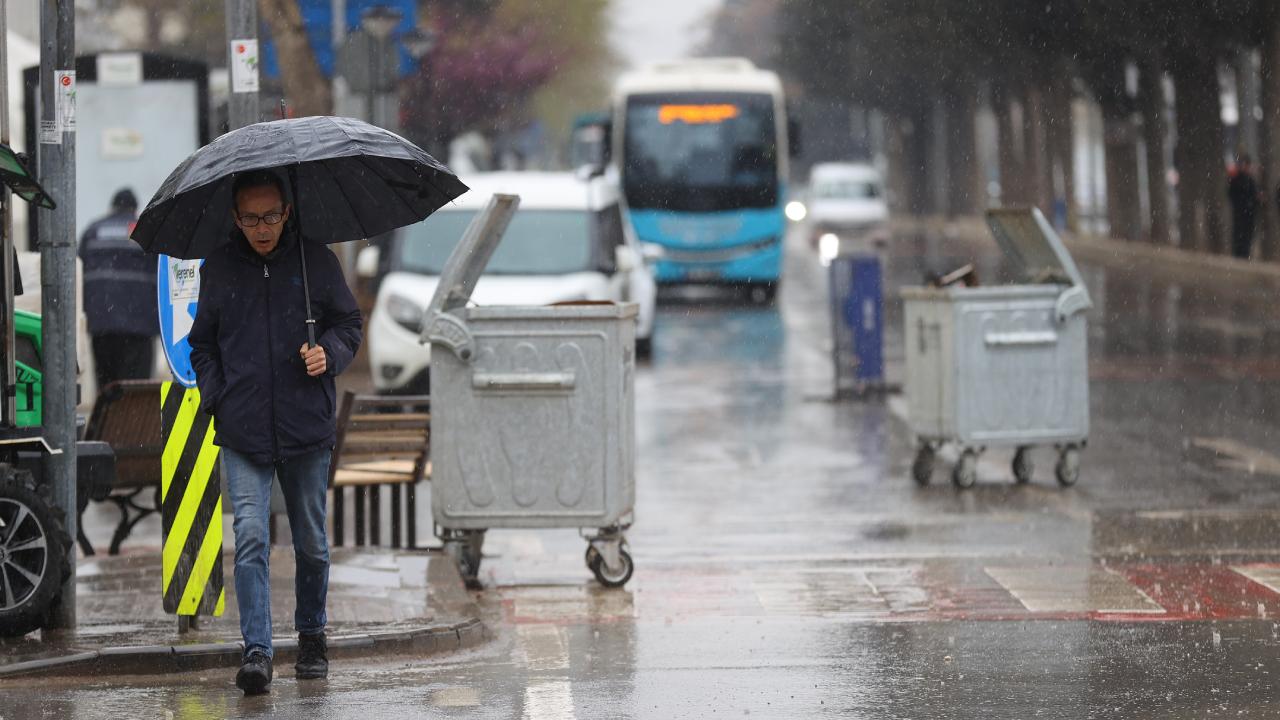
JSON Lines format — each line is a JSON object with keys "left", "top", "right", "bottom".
{"left": 0, "top": 0, "right": 15, "bottom": 429}
{"left": 367, "top": 35, "right": 377, "bottom": 124}
{"left": 38, "top": 0, "right": 76, "bottom": 629}
{"left": 225, "top": 0, "right": 259, "bottom": 130}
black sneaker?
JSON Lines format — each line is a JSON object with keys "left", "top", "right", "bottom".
{"left": 235, "top": 649, "right": 273, "bottom": 694}
{"left": 295, "top": 631, "right": 328, "bottom": 680}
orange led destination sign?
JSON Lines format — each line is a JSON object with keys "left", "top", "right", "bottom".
{"left": 659, "top": 104, "right": 740, "bottom": 125}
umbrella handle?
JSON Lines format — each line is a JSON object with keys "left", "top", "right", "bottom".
{"left": 289, "top": 165, "right": 318, "bottom": 350}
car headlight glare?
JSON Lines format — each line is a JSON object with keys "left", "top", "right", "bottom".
{"left": 785, "top": 201, "right": 807, "bottom": 222}
{"left": 819, "top": 233, "right": 840, "bottom": 267}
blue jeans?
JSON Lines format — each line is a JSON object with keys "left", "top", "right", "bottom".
{"left": 222, "top": 447, "right": 332, "bottom": 657}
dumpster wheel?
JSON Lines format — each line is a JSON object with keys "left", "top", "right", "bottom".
{"left": 587, "top": 546, "right": 633, "bottom": 588}
{"left": 912, "top": 445, "right": 935, "bottom": 487}
{"left": 952, "top": 450, "right": 978, "bottom": 489}
{"left": 1055, "top": 446, "right": 1081, "bottom": 487}
{"left": 0, "top": 466, "right": 72, "bottom": 638}
{"left": 441, "top": 529, "right": 485, "bottom": 583}
{"left": 1012, "top": 447, "right": 1034, "bottom": 485}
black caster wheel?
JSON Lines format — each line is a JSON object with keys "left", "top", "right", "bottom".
{"left": 952, "top": 450, "right": 978, "bottom": 489}
{"left": 1013, "top": 447, "right": 1034, "bottom": 485}
{"left": 912, "top": 445, "right": 936, "bottom": 487}
{"left": 1055, "top": 446, "right": 1081, "bottom": 487}
{"left": 589, "top": 548, "right": 634, "bottom": 588}
{"left": 0, "top": 467, "right": 72, "bottom": 638}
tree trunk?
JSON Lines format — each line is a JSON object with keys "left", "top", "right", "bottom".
{"left": 885, "top": 115, "right": 912, "bottom": 215}
{"left": 1023, "top": 80, "right": 1053, "bottom": 216}
{"left": 993, "top": 80, "right": 1026, "bottom": 206}
{"left": 1139, "top": 59, "right": 1172, "bottom": 245}
{"left": 903, "top": 107, "right": 932, "bottom": 215}
{"left": 1102, "top": 106, "right": 1142, "bottom": 241}
{"left": 1171, "top": 53, "right": 1228, "bottom": 253}
{"left": 942, "top": 83, "right": 981, "bottom": 217}
{"left": 259, "top": 0, "right": 333, "bottom": 117}
{"left": 1260, "top": 9, "right": 1280, "bottom": 260}
{"left": 1043, "top": 69, "right": 1076, "bottom": 231}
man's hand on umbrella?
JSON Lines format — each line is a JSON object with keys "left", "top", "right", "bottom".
{"left": 301, "top": 344, "right": 327, "bottom": 376}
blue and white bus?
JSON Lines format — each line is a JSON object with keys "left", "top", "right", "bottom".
{"left": 612, "top": 58, "right": 792, "bottom": 301}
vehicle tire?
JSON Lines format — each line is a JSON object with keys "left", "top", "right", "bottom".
{"left": 1012, "top": 447, "right": 1034, "bottom": 485}
{"left": 0, "top": 466, "right": 71, "bottom": 638}
{"left": 1055, "top": 446, "right": 1081, "bottom": 488}
{"left": 444, "top": 531, "right": 484, "bottom": 582}
{"left": 912, "top": 445, "right": 935, "bottom": 487}
{"left": 635, "top": 336, "right": 653, "bottom": 360}
{"left": 952, "top": 450, "right": 978, "bottom": 490}
{"left": 589, "top": 548, "right": 633, "bottom": 589}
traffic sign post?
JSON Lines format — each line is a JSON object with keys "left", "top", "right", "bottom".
{"left": 158, "top": 255, "right": 202, "bottom": 387}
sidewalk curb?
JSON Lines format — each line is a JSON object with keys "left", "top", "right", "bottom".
{"left": 895, "top": 215, "right": 1280, "bottom": 287}
{"left": 0, "top": 617, "right": 487, "bottom": 680}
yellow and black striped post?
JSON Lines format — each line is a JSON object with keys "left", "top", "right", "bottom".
{"left": 160, "top": 382, "right": 225, "bottom": 616}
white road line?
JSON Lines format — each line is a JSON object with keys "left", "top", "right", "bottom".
{"left": 523, "top": 681, "right": 576, "bottom": 720}
{"left": 985, "top": 566, "right": 1165, "bottom": 614}
{"left": 516, "top": 624, "right": 577, "bottom": 720}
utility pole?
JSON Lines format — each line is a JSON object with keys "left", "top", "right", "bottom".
{"left": 226, "top": 0, "right": 260, "bottom": 131}
{"left": 38, "top": 0, "right": 77, "bottom": 629}
{"left": 0, "top": 0, "right": 15, "bottom": 430}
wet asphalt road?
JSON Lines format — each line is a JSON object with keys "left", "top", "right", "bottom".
{"left": 10, "top": 222, "right": 1280, "bottom": 717}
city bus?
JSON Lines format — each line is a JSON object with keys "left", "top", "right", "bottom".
{"left": 612, "top": 58, "right": 793, "bottom": 302}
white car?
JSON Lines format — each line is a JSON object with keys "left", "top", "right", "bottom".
{"left": 364, "top": 171, "right": 659, "bottom": 394}
{"left": 805, "top": 162, "right": 890, "bottom": 259}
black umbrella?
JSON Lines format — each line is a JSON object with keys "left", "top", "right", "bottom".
{"left": 131, "top": 115, "right": 468, "bottom": 345}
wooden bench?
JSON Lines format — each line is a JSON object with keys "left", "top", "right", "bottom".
{"left": 81, "top": 379, "right": 166, "bottom": 555}
{"left": 329, "top": 391, "right": 430, "bottom": 548}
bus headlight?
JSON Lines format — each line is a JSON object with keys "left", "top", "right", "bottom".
{"left": 386, "top": 293, "right": 426, "bottom": 333}
{"left": 785, "top": 201, "right": 807, "bottom": 222}
{"left": 818, "top": 233, "right": 840, "bottom": 267}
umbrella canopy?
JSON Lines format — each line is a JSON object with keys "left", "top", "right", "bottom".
{"left": 131, "top": 115, "right": 468, "bottom": 259}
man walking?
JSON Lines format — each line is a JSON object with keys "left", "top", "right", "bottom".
{"left": 1228, "top": 154, "right": 1262, "bottom": 259}
{"left": 79, "top": 188, "right": 158, "bottom": 389}
{"left": 189, "top": 170, "right": 362, "bottom": 694}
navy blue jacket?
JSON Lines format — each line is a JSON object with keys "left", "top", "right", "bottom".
{"left": 78, "top": 210, "right": 159, "bottom": 337}
{"left": 189, "top": 228, "right": 363, "bottom": 464}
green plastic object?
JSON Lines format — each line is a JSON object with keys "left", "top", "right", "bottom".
{"left": 13, "top": 309, "right": 41, "bottom": 427}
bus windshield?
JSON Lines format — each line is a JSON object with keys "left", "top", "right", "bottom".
{"left": 623, "top": 92, "right": 778, "bottom": 212}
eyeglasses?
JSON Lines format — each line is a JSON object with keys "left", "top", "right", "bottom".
{"left": 237, "top": 211, "right": 285, "bottom": 227}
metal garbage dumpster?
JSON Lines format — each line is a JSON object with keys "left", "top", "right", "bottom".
{"left": 901, "top": 207, "right": 1091, "bottom": 489}
{"left": 420, "top": 195, "right": 638, "bottom": 587}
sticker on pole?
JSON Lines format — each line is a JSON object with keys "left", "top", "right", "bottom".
{"left": 158, "top": 255, "right": 202, "bottom": 387}
{"left": 55, "top": 71, "right": 75, "bottom": 133}
{"left": 230, "top": 39, "right": 259, "bottom": 93}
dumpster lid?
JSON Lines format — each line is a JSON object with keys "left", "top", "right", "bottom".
{"left": 424, "top": 193, "right": 521, "bottom": 316}
{"left": 985, "top": 207, "right": 1086, "bottom": 288}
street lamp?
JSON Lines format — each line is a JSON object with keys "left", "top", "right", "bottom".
{"left": 360, "top": 5, "right": 402, "bottom": 41}
{"left": 359, "top": 5, "right": 403, "bottom": 127}
{"left": 399, "top": 27, "right": 437, "bottom": 61}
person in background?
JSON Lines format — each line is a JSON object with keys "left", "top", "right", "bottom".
{"left": 1227, "top": 154, "right": 1262, "bottom": 260}
{"left": 79, "top": 188, "right": 158, "bottom": 389}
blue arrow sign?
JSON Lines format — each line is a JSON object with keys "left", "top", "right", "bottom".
{"left": 158, "top": 255, "right": 202, "bottom": 388}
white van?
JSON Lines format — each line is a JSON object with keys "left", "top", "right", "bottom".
{"left": 806, "top": 162, "right": 890, "bottom": 251}
{"left": 364, "top": 171, "right": 659, "bottom": 394}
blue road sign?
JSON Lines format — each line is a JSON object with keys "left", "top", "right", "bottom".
{"left": 158, "top": 255, "right": 202, "bottom": 388}
{"left": 845, "top": 255, "right": 885, "bottom": 384}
